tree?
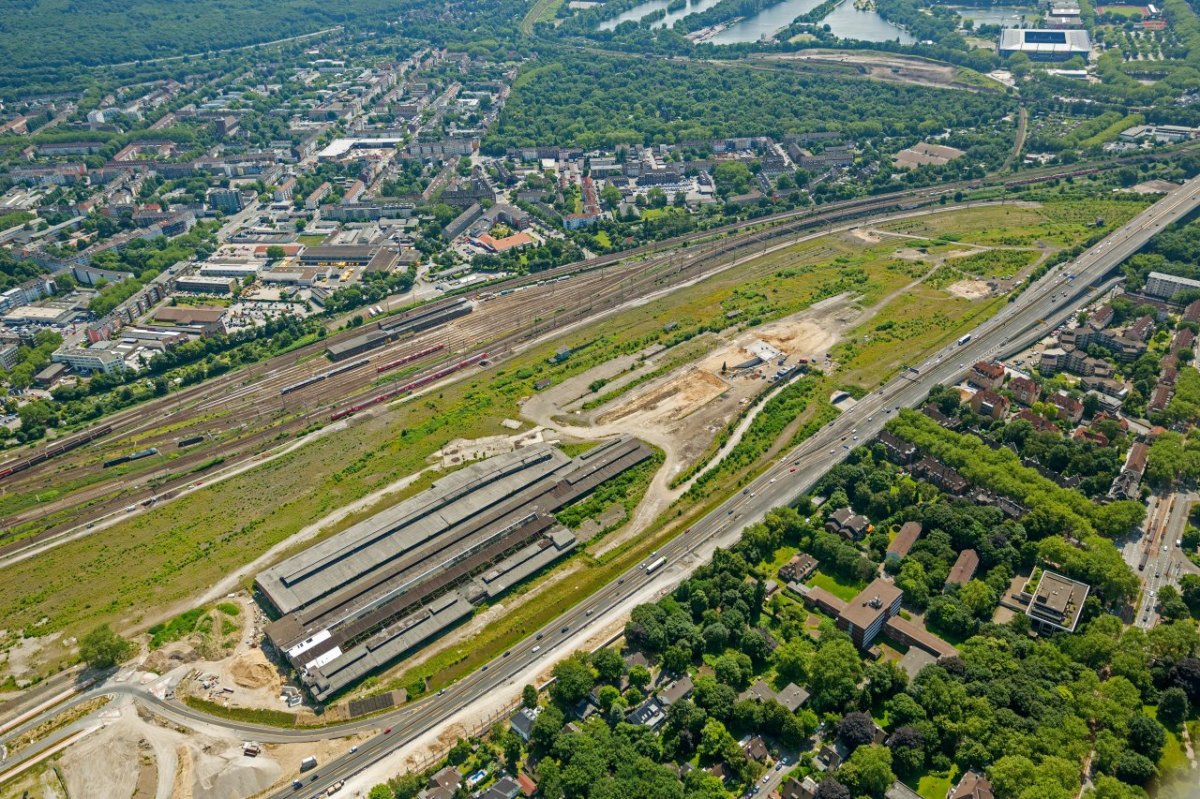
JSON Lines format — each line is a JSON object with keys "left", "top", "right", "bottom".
{"left": 368, "top": 785, "right": 394, "bottom": 799}
{"left": 1127, "top": 714, "right": 1166, "bottom": 761}
{"left": 837, "top": 711, "right": 877, "bottom": 749}
{"left": 810, "top": 637, "right": 864, "bottom": 709}
{"left": 447, "top": 738, "right": 472, "bottom": 765}
{"left": 551, "top": 654, "right": 596, "bottom": 706}
{"left": 698, "top": 718, "right": 734, "bottom": 760}
{"left": 1179, "top": 574, "right": 1200, "bottom": 613}
{"left": 522, "top": 684, "right": 539, "bottom": 709}
{"left": 78, "top": 624, "right": 132, "bottom": 669}
{"left": 530, "top": 704, "right": 565, "bottom": 751}
{"left": 1170, "top": 657, "right": 1200, "bottom": 703}
{"left": 989, "top": 755, "right": 1035, "bottom": 798}
{"left": 1157, "top": 585, "right": 1190, "bottom": 622}
{"left": 265, "top": 244, "right": 286, "bottom": 262}
{"left": 1115, "top": 752, "right": 1157, "bottom": 784}
{"left": 838, "top": 745, "right": 894, "bottom": 798}
{"left": 1086, "top": 774, "right": 1150, "bottom": 799}
{"left": 628, "top": 663, "right": 652, "bottom": 693}
{"left": 773, "top": 638, "right": 814, "bottom": 684}
{"left": 591, "top": 647, "right": 624, "bottom": 684}
{"left": 815, "top": 777, "right": 852, "bottom": 799}
{"left": 1157, "top": 687, "right": 1189, "bottom": 729}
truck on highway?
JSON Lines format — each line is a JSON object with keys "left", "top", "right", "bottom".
{"left": 300, "top": 756, "right": 318, "bottom": 772}
{"left": 956, "top": 334, "right": 972, "bottom": 346}
{"left": 646, "top": 556, "right": 667, "bottom": 574}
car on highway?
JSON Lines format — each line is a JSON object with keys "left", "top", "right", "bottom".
{"left": 536, "top": 632, "right": 544, "bottom": 639}
{"left": 532, "top": 645, "right": 542, "bottom": 653}
{"left": 384, "top": 727, "right": 392, "bottom": 734}
{"left": 561, "top": 626, "right": 569, "bottom": 633}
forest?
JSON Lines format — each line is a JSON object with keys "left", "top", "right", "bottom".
{"left": 482, "top": 53, "right": 1015, "bottom": 152}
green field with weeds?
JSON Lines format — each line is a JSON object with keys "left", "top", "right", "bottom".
{"left": 0, "top": 200, "right": 1134, "bottom": 683}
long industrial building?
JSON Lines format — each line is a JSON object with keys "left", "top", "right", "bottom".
{"left": 257, "top": 436, "right": 652, "bottom": 700}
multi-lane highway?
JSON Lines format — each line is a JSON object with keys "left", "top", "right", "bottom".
{"left": 5, "top": 176, "right": 1199, "bottom": 798}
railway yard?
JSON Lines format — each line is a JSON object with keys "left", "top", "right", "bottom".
{"left": 0, "top": 181, "right": 971, "bottom": 562}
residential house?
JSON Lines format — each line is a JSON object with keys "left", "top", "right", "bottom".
{"left": 743, "top": 736, "right": 770, "bottom": 763}
{"left": 949, "top": 770, "right": 995, "bottom": 799}
{"left": 945, "top": 549, "right": 979, "bottom": 588}
{"left": 781, "top": 776, "right": 820, "bottom": 799}
{"left": 516, "top": 773, "right": 537, "bottom": 798}
{"left": 877, "top": 430, "right": 917, "bottom": 464}
{"left": 1109, "top": 441, "right": 1149, "bottom": 500}
{"left": 779, "top": 553, "right": 818, "bottom": 582}
{"left": 1008, "top": 376, "right": 1039, "bottom": 406}
{"left": 428, "top": 766, "right": 462, "bottom": 794}
{"left": 657, "top": 676, "right": 694, "bottom": 708}
{"left": 626, "top": 697, "right": 667, "bottom": 730}
{"left": 1049, "top": 392, "right": 1083, "bottom": 424}
{"left": 481, "top": 776, "right": 522, "bottom": 799}
{"left": 1016, "top": 409, "right": 1058, "bottom": 434}
{"left": 509, "top": 707, "right": 539, "bottom": 742}
{"left": 825, "top": 507, "right": 871, "bottom": 540}
{"left": 969, "top": 360, "right": 1005, "bottom": 390}
{"left": 912, "top": 457, "right": 969, "bottom": 494}
{"left": 887, "top": 521, "right": 923, "bottom": 563}
{"left": 776, "top": 683, "right": 811, "bottom": 712}
{"left": 886, "top": 782, "right": 923, "bottom": 799}
{"left": 970, "top": 389, "right": 1010, "bottom": 420}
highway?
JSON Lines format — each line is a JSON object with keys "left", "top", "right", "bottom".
{"left": 4, "top": 176, "right": 1199, "bottom": 797}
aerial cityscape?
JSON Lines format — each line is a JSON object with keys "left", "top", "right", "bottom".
{"left": 1, "top": 0, "right": 1200, "bottom": 798}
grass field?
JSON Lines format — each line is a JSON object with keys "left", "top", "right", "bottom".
{"left": 0, "top": 200, "right": 1131, "bottom": 682}
{"left": 808, "top": 570, "right": 866, "bottom": 601}
{"left": 917, "top": 769, "right": 956, "bottom": 798}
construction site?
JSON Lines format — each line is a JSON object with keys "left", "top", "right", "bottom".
{"left": 256, "top": 436, "right": 652, "bottom": 701}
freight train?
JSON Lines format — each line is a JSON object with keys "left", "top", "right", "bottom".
{"left": 0, "top": 424, "right": 115, "bottom": 481}
{"left": 102, "top": 447, "right": 159, "bottom": 469}
{"left": 375, "top": 343, "right": 446, "bottom": 375}
{"left": 330, "top": 352, "right": 488, "bottom": 422}
{"left": 279, "top": 357, "right": 371, "bottom": 395}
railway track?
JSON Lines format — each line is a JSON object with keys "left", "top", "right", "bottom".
{"left": 0, "top": 153, "right": 1181, "bottom": 554}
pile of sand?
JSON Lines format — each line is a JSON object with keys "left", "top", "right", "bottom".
{"left": 229, "top": 651, "right": 278, "bottom": 690}
{"left": 191, "top": 744, "right": 281, "bottom": 799}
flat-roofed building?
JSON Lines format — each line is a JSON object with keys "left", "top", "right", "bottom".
{"left": 1026, "top": 570, "right": 1089, "bottom": 633}
{"left": 998, "top": 28, "right": 1091, "bottom": 61}
{"left": 175, "top": 276, "right": 238, "bottom": 295}
{"left": 153, "top": 306, "right": 226, "bottom": 334}
{"left": 1145, "top": 271, "right": 1200, "bottom": 302}
{"left": 3, "top": 305, "right": 75, "bottom": 326}
{"left": 837, "top": 578, "right": 903, "bottom": 649}
{"left": 51, "top": 347, "right": 125, "bottom": 374}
